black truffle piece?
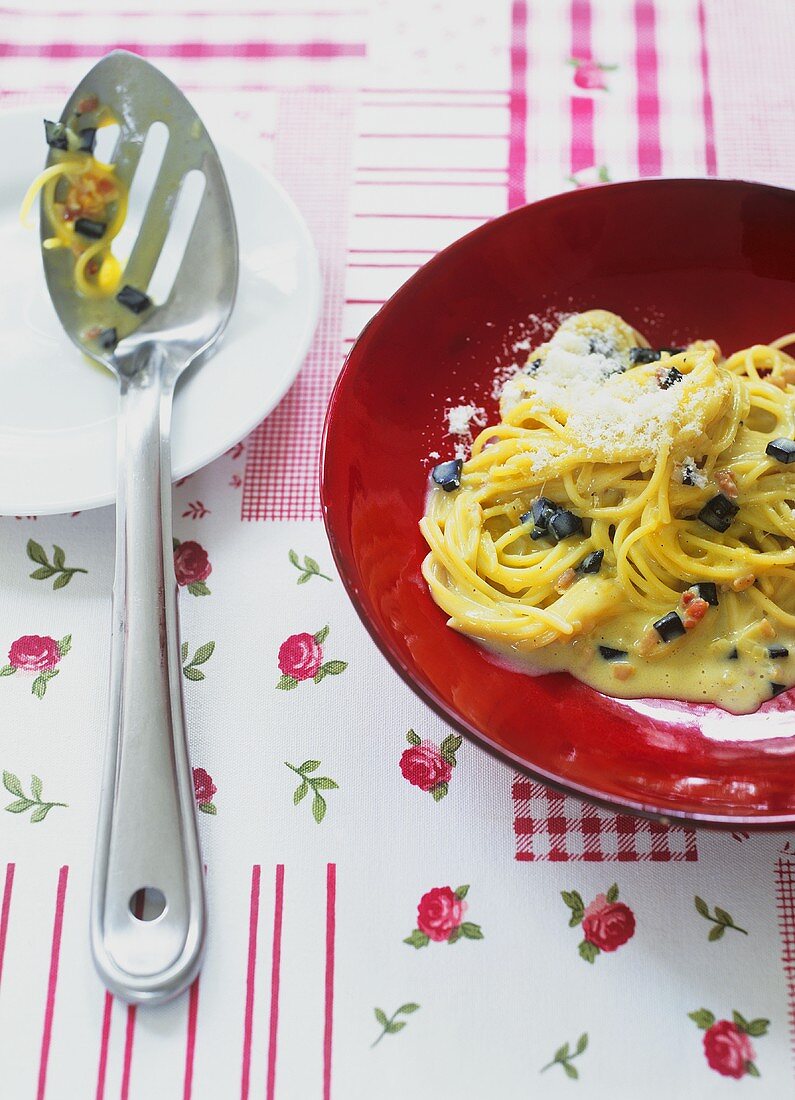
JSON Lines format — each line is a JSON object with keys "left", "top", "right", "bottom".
{"left": 653, "top": 611, "right": 686, "bottom": 642}
{"left": 577, "top": 550, "right": 604, "bottom": 574}
{"left": 692, "top": 582, "right": 718, "bottom": 606}
{"left": 74, "top": 217, "right": 106, "bottom": 239}
{"left": 766, "top": 438, "right": 795, "bottom": 464}
{"left": 431, "top": 459, "right": 463, "bottom": 492}
{"left": 658, "top": 367, "right": 683, "bottom": 390}
{"left": 548, "top": 509, "right": 583, "bottom": 542}
{"left": 116, "top": 285, "right": 152, "bottom": 314}
{"left": 598, "top": 645, "right": 627, "bottom": 661}
{"left": 698, "top": 493, "right": 739, "bottom": 533}
{"left": 629, "top": 347, "right": 660, "bottom": 365}
{"left": 77, "top": 127, "right": 97, "bottom": 153}
{"left": 44, "top": 119, "right": 68, "bottom": 150}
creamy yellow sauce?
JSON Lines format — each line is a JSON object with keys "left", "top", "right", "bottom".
{"left": 487, "top": 609, "right": 795, "bottom": 715}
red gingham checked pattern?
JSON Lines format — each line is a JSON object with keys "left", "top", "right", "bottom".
{"left": 512, "top": 776, "right": 698, "bottom": 861}
{"left": 241, "top": 89, "right": 356, "bottom": 521}
{"left": 776, "top": 851, "right": 795, "bottom": 1067}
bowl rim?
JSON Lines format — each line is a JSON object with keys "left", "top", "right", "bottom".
{"left": 321, "top": 176, "right": 795, "bottom": 830}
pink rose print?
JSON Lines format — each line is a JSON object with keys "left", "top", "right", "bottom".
{"left": 399, "top": 731, "right": 462, "bottom": 801}
{"left": 9, "top": 635, "right": 60, "bottom": 671}
{"left": 173, "top": 538, "right": 212, "bottom": 596}
{"left": 582, "top": 895, "right": 635, "bottom": 952}
{"left": 192, "top": 767, "right": 217, "bottom": 815}
{"left": 689, "top": 1008, "right": 769, "bottom": 1079}
{"left": 567, "top": 56, "right": 618, "bottom": 92}
{"left": 404, "top": 884, "right": 483, "bottom": 948}
{"left": 562, "top": 883, "right": 635, "bottom": 962}
{"left": 276, "top": 626, "right": 347, "bottom": 690}
{"left": 1, "top": 634, "right": 71, "bottom": 698}
{"left": 279, "top": 633, "right": 322, "bottom": 680}
{"left": 418, "top": 886, "right": 463, "bottom": 941}
{"left": 704, "top": 1022, "right": 754, "bottom": 1079}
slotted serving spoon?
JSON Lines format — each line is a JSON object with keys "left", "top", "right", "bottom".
{"left": 41, "top": 51, "right": 238, "bottom": 1003}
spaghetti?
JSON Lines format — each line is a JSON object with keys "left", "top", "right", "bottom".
{"left": 21, "top": 101, "right": 127, "bottom": 299}
{"left": 420, "top": 310, "right": 795, "bottom": 713}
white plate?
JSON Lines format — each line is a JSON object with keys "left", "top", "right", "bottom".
{"left": 0, "top": 108, "right": 320, "bottom": 515}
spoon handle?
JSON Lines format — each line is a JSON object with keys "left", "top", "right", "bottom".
{"left": 90, "top": 347, "right": 205, "bottom": 1004}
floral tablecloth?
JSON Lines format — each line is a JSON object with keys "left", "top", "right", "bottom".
{"left": 2, "top": 1, "right": 795, "bottom": 1097}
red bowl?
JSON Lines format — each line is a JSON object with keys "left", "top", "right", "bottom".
{"left": 321, "top": 178, "right": 795, "bottom": 826}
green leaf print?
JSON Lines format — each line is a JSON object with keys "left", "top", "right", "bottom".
{"left": 3, "top": 771, "right": 67, "bottom": 822}
{"left": 26, "top": 540, "right": 87, "bottom": 590}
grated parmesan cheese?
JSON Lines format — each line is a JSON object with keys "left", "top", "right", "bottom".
{"left": 447, "top": 404, "right": 486, "bottom": 436}
{"left": 500, "top": 325, "right": 726, "bottom": 462}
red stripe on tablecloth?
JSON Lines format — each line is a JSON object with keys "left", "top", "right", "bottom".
{"left": 36, "top": 865, "right": 69, "bottom": 1100}
{"left": 354, "top": 212, "right": 491, "bottom": 220}
{"left": 265, "top": 865, "right": 285, "bottom": 1100}
{"left": 358, "top": 166, "right": 507, "bottom": 173}
{"left": 361, "top": 86, "right": 507, "bottom": 94}
{"left": 570, "top": 0, "right": 595, "bottom": 174}
{"left": 348, "top": 247, "right": 436, "bottom": 254}
{"left": 634, "top": 0, "right": 662, "bottom": 175}
{"left": 508, "top": 0, "right": 528, "bottom": 209}
{"left": 323, "top": 864, "right": 336, "bottom": 1100}
{"left": 356, "top": 179, "right": 503, "bottom": 187}
{"left": 0, "top": 5, "right": 366, "bottom": 15}
{"left": 240, "top": 865, "right": 261, "bottom": 1100}
{"left": 348, "top": 262, "right": 421, "bottom": 269}
{"left": 94, "top": 992, "right": 113, "bottom": 1100}
{"left": 359, "top": 132, "right": 506, "bottom": 140}
{"left": 118, "top": 889, "right": 148, "bottom": 1100}
{"left": 697, "top": 0, "right": 717, "bottom": 174}
{"left": 363, "top": 99, "right": 507, "bottom": 109}
{"left": 119, "top": 1005, "right": 137, "bottom": 1100}
{"left": 182, "top": 978, "right": 200, "bottom": 1100}
{"left": 0, "top": 41, "right": 365, "bottom": 59}
{"left": 0, "top": 862, "right": 14, "bottom": 989}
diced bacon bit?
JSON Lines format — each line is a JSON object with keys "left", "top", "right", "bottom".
{"left": 715, "top": 469, "right": 738, "bottom": 499}
{"left": 681, "top": 596, "right": 709, "bottom": 630}
{"left": 732, "top": 573, "right": 755, "bottom": 592}
{"left": 64, "top": 174, "right": 118, "bottom": 220}
{"left": 747, "top": 617, "right": 776, "bottom": 641}
{"left": 612, "top": 661, "right": 635, "bottom": 681}
{"left": 637, "top": 627, "right": 660, "bottom": 657}
{"left": 554, "top": 567, "right": 577, "bottom": 594}
{"left": 85, "top": 258, "right": 100, "bottom": 276}
{"left": 82, "top": 325, "right": 102, "bottom": 340}
{"left": 77, "top": 94, "right": 99, "bottom": 114}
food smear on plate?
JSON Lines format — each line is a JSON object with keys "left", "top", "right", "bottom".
{"left": 420, "top": 309, "right": 795, "bottom": 714}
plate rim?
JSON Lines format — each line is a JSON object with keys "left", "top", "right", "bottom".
{"left": 321, "top": 175, "right": 795, "bottom": 829}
